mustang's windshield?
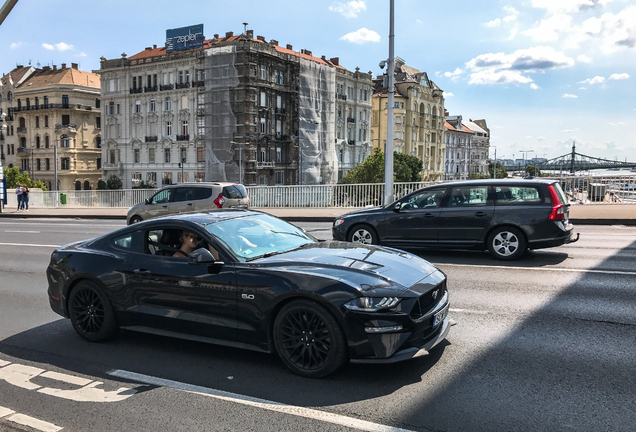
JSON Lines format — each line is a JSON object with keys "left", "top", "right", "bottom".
{"left": 205, "top": 214, "right": 316, "bottom": 261}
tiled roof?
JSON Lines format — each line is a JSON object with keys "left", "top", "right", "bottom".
{"left": 0, "top": 66, "right": 32, "bottom": 87}
{"left": 21, "top": 67, "right": 100, "bottom": 89}
{"left": 445, "top": 121, "right": 474, "bottom": 134}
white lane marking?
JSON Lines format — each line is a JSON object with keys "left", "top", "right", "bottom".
{"left": 0, "top": 364, "right": 44, "bottom": 390}
{"left": 449, "top": 308, "right": 489, "bottom": 315}
{"left": 0, "top": 242, "right": 60, "bottom": 248}
{"left": 5, "top": 413, "right": 63, "bottom": 432}
{"left": 108, "top": 369, "right": 415, "bottom": 432}
{"left": 0, "top": 406, "right": 16, "bottom": 417}
{"left": 0, "top": 360, "right": 10, "bottom": 367}
{"left": 435, "top": 263, "right": 636, "bottom": 277}
{"left": 38, "top": 381, "right": 136, "bottom": 402}
{"left": 0, "top": 222, "right": 123, "bottom": 228}
{"left": 4, "top": 230, "right": 41, "bottom": 233}
{"left": 40, "top": 371, "right": 92, "bottom": 387}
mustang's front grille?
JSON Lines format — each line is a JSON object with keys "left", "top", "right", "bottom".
{"left": 409, "top": 281, "right": 446, "bottom": 320}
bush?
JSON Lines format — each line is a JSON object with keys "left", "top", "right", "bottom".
{"left": 4, "top": 167, "right": 48, "bottom": 191}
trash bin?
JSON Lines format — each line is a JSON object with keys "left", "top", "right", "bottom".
{"left": 60, "top": 193, "right": 67, "bottom": 205}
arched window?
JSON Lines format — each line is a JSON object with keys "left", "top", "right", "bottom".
{"left": 36, "top": 136, "right": 41, "bottom": 149}
{"left": 8, "top": 92, "right": 12, "bottom": 100}
{"left": 61, "top": 135, "right": 70, "bottom": 148}
{"left": 84, "top": 180, "right": 90, "bottom": 190}
{"left": 0, "top": 94, "right": 2, "bottom": 102}
{"left": 19, "top": 117, "right": 26, "bottom": 128}
{"left": 75, "top": 181, "right": 81, "bottom": 190}
{"left": 45, "top": 135, "right": 50, "bottom": 148}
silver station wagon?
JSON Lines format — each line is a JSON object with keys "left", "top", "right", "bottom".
{"left": 127, "top": 182, "right": 249, "bottom": 225}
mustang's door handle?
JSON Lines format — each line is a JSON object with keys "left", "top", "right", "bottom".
{"left": 133, "top": 269, "right": 151, "bottom": 274}
{"left": 474, "top": 211, "right": 487, "bottom": 217}
{"left": 423, "top": 213, "right": 435, "bottom": 218}
{"left": 162, "top": 205, "right": 168, "bottom": 208}
{"left": 187, "top": 203, "right": 193, "bottom": 206}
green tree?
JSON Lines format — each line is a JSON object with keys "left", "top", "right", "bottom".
{"left": 4, "top": 167, "right": 48, "bottom": 190}
{"left": 489, "top": 162, "right": 508, "bottom": 179}
{"left": 341, "top": 148, "right": 423, "bottom": 184}
{"left": 525, "top": 165, "right": 541, "bottom": 177}
{"left": 469, "top": 173, "right": 490, "bottom": 180}
{"left": 97, "top": 179, "right": 108, "bottom": 190}
{"left": 106, "top": 175, "right": 123, "bottom": 190}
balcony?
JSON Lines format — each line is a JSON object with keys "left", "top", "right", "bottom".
{"left": 130, "top": 88, "right": 143, "bottom": 94}
{"left": 346, "top": 117, "right": 355, "bottom": 123}
{"left": 348, "top": 139, "right": 355, "bottom": 145}
{"left": 145, "top": 136, "right": 158, "bottom": 142}
{"left": 55, "top": 124, "right": 77, "bottom": 132}
{"left": 175, "top": 82, "right": 190, "bottom": 89}
{"left": 12, "top": 104, "right": 92, "bottom": 112}
{"left": 16, "top": 146, "right": 30, "bottom": 155}
{"left": 275, "top": 134, "right": 289, "bottom": 140}
{"left": 176, "top": 134, "right": 190, "bottom": 141}
{"left": 160, "top": 84, "right": 174, "bottom": 91}
{"left": 336, "top": 93, "right": 347, "bottom": 101}
{"left": 257, "top": 161, "right": 275, "bottom": 169}
{"left": 419, "top": 112, "right": 425, "bottom": 117}
{"left": 17, "top": 127, "right": 27, "bottom": 134}
{"left": 192, "top": 80, "right": 205, "bottom": 88}
{"left": 144, "top": 86, "right": 158, "bottom": 93}
{"left": 275, "top": 107, "right": 286, "bottom": 114}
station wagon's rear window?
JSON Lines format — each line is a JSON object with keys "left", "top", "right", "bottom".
{"left": 450, "top": 186, "right": 488, "bottom": 206}
{"left": 195, "top": 187, "right": 213, "bottom": 200}
{"left": 495, "top": 186, "right": 542, "bottom": 204}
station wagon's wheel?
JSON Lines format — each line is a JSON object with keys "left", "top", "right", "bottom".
{"left": 274, "top": 300, "right": 347, "bottom": 378}
{"left": 129, "top": 215, "right": 142, "bottom": 224}
{"left": 348, "top": 224, "right": 379, "bottom": 245}
{"left": 488, "top": 226, "right": 526, "bottom": 261}
{"left": 69, "top": 280, "right": 118, "bottom": 342}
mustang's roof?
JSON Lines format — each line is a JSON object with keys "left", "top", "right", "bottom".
{"left": 157, "top": 209, "right": 263, "bottom": 225}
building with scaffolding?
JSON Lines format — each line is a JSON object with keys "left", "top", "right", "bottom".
{"left": 98, "top": 26, "right": 372, "bottom": 188}
{"left": 371, "top": 58, "right": 446, "bottom": 181}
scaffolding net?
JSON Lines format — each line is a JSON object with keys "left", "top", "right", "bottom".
{"left": 298, "top": 58, "right": 337, "bottom": 185}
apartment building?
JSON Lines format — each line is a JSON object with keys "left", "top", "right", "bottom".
{"left": 371, "top": 59, "right": 446, "bottom": 181}
{"left": 443, "top": 115, "right": 474, "bottom": 180}
{"left": 99, "top": 26, "right": 372, "bottom": 188}
{"left": 4, "top": 63, "right": 101, "bottom": 190}
{"left": 463, "top": 119, "right": 490, "bottom": 175}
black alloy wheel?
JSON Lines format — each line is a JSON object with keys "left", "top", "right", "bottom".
{"left": 69, "top": 281, "right": 118, "bottom": 342}
{"left": 274, "top": 300, "right": 347, "bottom": 378}
{"left": 488, "top": 226, "right": 527, "bottom": 261}
{"left": 130, "top": 215, "right": 143, "bottom": 224}
{"left": 348, "top": 224, "right": 379, "bottom": 245}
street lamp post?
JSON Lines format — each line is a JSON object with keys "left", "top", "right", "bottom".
{"left": 519, "top": 149, "right": 534, "bottom": 176}
{"left": 383, "top": 0, "right": 395, "bottom": 206}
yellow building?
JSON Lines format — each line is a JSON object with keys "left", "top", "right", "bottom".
{"left": 11, "top": 63, "right": 102, "bottom": 190}
{"left": 371, "top": 60, "right": 445, "bottom": 181}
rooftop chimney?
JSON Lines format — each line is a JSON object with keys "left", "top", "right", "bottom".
{"left": 303, "top": 49, "right": 312, "bottom": 56}
{"left": 270, "top": 39, "right": 278, "bottom": 46}
{"left": 42, "top": 66, "right": 51, "bottom": 71}
{"left": 53, "top": 65, "right": 57, "bottom": 70}
{"left": 153, "top": 44, "right": 157, "bottom": 49}
{"left": 246, "top": 30, "right": 254, "bottom": 39}
{"left": 145, "top": 47, "right": 151, "bottom": 50}
{"left": 71, "top": 63, "right": 78, "bottom": 70}
{"left": 330, "top": 57, "right": 340, "bottom": 66}
{"left": 214, "top": 34, "right": 219, "bottom": 39}
{"left": 61, "top": 63, "right": 66, "bottom": 69}
{"left": 225, "top": 31, "right": 233, "bottom": 38}
{"left": 286, "top": 44, "right": 293, "bottom": 50}
{"left": 257, "top": 35, "right": 265, "bottom": 41}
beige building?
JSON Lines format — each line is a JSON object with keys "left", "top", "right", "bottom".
{"left": 371, "top": 59, "right": 445, "bottom": 181}
{"left": 8, "top": 63, "right": 102, "bottom": 190}
{"left": 1, "top": 65, "right": 36, "bottom": 169}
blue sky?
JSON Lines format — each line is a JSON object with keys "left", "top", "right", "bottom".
{"left": 1, "top": 0, "right": 634, "bottom": 162}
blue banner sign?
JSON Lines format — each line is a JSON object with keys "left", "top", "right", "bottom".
{"left": 166, "top": 24, "right": 204, "bottom": 52}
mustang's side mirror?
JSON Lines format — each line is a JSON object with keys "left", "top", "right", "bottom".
{"left": 188, "top": 248, "right": 217, "bottom": 264}
{"left": 145, "top": 198, "right": 150, "bottom": 204}
{"left": 393, "top": 202, "right": 402, "bottom": 212}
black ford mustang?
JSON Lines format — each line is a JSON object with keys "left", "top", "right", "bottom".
{"left": 47, "top": 210, "right": 453, "bottom": 377}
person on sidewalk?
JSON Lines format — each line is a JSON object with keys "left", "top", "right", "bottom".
{"left": 15, "top": 184, "right": 23, "bottom": 212}
{"left": 21, "top": 186, "right": 29, "bottom": 212}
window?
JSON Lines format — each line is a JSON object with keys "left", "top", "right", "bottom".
{"left": 149, "top": 99, "right": 156, "bottom": 112}
{"left": 275, "top": 171, "right": 284, "bottom": 185}
{"left": 109, "top": 102, "right": 114, "bottom": 115}
{"left": 260, "top": 118, "right": 267, "bottom": 134}
{"left": 151, "top": 188, "right": 172, "bottom": 203}
{"left": 96, "top": 158, "right": 101, "bottom": 169}
{"left": 149, "top": 148, "right": 155, "bottom": 163}
{"left": 162, "top": 172, "right": 172, "bottom": 185}
{"left": 179, "top": 70, "right": 184, "bottom": 84}
{"left": 96, "top": 98, "right": 100, "bottom": 108}
{"left": 110, "top": 149, "right": 116, "bottom": 163}
{"left": 7, "top": 91, "right": 12, "bottom": 100}
{"left": 62, "top": 115, "right": 70, "bottom": 125}
{"left": 164, "top": 148, "right": 171, "bottom": 163}
{"left": 45, "top": 158, "right": 50, "bottom": 170}
{"left": 166, "top": 121, "right": 172, "bottom": 135}
{"left": 35, "top": 117, "right": 40, "bottom": 128}
{"left": 61, "top": 135, "right": 70, "bottom": 148}
{"left": 181, "top": 121, "right": 188, "bottom": 136}
{"left": 96, "top": 136, "right": 101, "bottom": 148}
{"left": 450, "top": 186, "right": 488, "bottom": 206}
{"left": 185, "top": 70, "right": 190, "bottom": 83}
{"left": 61, "top": 157, "right": 70, "bottom": 170}
{"left": 494, "top": 187, "right": 542, "bottom": 204}
{"left": 62, "top": 95, "right": 69, "bottom": 107}
{"left": 112, "top": 233, "right": 133, "bottom": 250}
{"left": 146, "top": 172, "right": 157, "bottom": 186}
{"left": 275, "top": 70, "right": 284, "bottom": 85}
{"left": 109, "top": 79, "right": 115, "bottom": 92}
{"left": 36, "top": 159, "right": 41, "bottom": 170}
{"left": 181, "top": 95, "right": 188, "bottom": 109}
{"left": 276, "top": 147, "right": 282, "bottom": 163}
{"left": 134, "top": 148, "right": 140, "bottom": 163}
{"left": 173, "top": 187, "right": 194, "bottom": 201}
{"left": 45, "top": 136, "right": 49, "bottom": 148}
{"left": 165, "top": 97, "right": 172, "bottom": 111}
{"left": 135, "top": 100, "right": 141, "bottom": 113}
{"left": 197, "top": 147, "right": 205, "bottom": 162}
{"left": 260, "top": 66, "right": 266, "bottom": 80}
{"left": 132, "top": 172, "right": 142, "bottom": 187}
{"left": 117, "top": 104, "right": 120, "bottom": 115}
{"left": 260, "top": 92, "right": 267, "bottom": 107}
{"left": 400, "top": 188, "right": 446, "bottom": 210}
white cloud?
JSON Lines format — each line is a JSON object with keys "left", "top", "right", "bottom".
{"left": 444, "top": 68, "right": 463, "bottom": 82}
{"left": 466, "top": 46, "right": 574, "bottom": 85}
{"left": 485, "top": 18, "right": 501, "bottom": 28}
{"left": 562, "top": 93, "right": 578, "bottom": 98}
{"left": 562, "top": 129, "right": 575, "bottom": 132}
{"left": 42, "top": 42, "right": 74, "bottom": 51}
{"left": 79, "top": 52, "right": 87, "bottom": 57}
{"left": 435, "top": 71, "right": 442, "bottom": 77}
{"left": 578, "top": 75, "right": 605, "bottom": 84}
{"left": 609, "top": 121, "right": 625, "bottom": 126}
{"left": 443, "top": 92, "right": 454, "bottom": 97}
{"left": 526, "top": 135, "right": 533, "bottom": 139}
{"left": 609, "top": 73, "right": 629, "bottom": 80}
{"left": 530, "top": 83, "right": 540, "bottom": 89}
{"left": 503, "top": 14, "right": 518, "bottom": 23}
{"left": 329, "top": 1, "right": 366, "bottom": 18}
{"left": 530, "top": 0, "right": 615, "bottom": 13}
{"left": 565, "top": 6, "right": 636, "bottom": 52}
{"left": 509, "top": 28, "right": 519, "bottom": 40}
{"left": 523, "top": 13, "right": 572, "bottom": 42}
{"left": 340, "top": 28, "right": 380, "bottom": 44}
{"left": 579, "top": 86, "right": 587, "bottom": 90}
{"left": 537, "top": 136, "right": 546, "bottom": 141}
{"left": 10, "top": 42, "right": 22, "bottom": 49}
{"left": 577, "top": 55, "right": 592, "bottom": 63}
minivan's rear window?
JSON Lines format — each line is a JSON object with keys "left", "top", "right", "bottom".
{"left": 495, "top": 186, "right": 541, "bottom": 204}
{"left": 223, "top": 185, "right": 248, "bottom": 199}
{"left": 195, "top": 187, "right": 213, "bottom": 200}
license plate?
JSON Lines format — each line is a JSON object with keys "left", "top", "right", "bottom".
{"left": 433, "top": 304, "right": 449, "bottom": 327}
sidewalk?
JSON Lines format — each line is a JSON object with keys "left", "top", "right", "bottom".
{"left": 0, "top": 204, "right": 635, "bottom": 225}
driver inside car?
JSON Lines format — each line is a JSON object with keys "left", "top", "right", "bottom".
{"left": 173, "top": 230, "right": 201, "bottom": 258}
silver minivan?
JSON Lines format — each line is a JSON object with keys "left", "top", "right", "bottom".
{"left": 127, "top": 182, "right": 249, "bottom": 224}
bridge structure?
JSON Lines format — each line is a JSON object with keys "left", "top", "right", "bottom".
{"left": 499, "top": 143, "right": 636, "bottom": 174}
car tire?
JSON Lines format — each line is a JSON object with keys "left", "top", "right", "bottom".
{"left": 129, "top": 215, "right": 143, "bottom": 224}
{"left": 273, "top": 300, "right": 348, "bottom": 378}
{"left": 488, "top": 226, "right": 526, "bottom": 261}
{"left": 348, "top": 224, "right": 379, "bottom": 245}
{"left": 68, "top": 280, "right": 118, "bottom": 342}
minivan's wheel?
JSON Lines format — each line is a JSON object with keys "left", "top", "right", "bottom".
{"left": 348, "top": 224, "right": 379, "bottom": 245}
{"left": 69, "top": 280, "right": 118, "bottom": 342}
{"left": 488, "top": 227, "right": 526, "bottom": 261}
{"left": 273, "top": 300, "right": 347, "bottom": 378}
{"left": 129, "top": 215, "right": 142, "bottom": 224}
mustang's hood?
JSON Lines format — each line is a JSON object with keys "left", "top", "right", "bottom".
{"left": 255, "top": 240, "right": 439, "bottom": 292}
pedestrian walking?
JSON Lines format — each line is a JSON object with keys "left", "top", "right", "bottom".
{"left": 15, "top": 184, "right": 23, "bottom": 212}
{"left": 21, "top": 185, "right": 29, "bottom": 211}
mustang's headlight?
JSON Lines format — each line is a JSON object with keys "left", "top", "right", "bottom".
{"left": 334, "top": 219, "right": 345, "bottom": 226}
{"left": 344, "top": 297, "right": 401, "bottom": 312}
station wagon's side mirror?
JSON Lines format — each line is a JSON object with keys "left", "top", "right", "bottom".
{"left": 393, "top": 202, "right": 402, "bottom": 212}
{"left": 188, "top": 248, "right": 217, "bottom": 264}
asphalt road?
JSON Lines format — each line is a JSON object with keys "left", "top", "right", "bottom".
{"left": 1, "top": 218, "right": 635, "bottom": 432}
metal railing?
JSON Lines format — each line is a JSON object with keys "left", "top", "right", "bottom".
{"left": 17, "top": 175, "right": 636, "bottom": 209}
